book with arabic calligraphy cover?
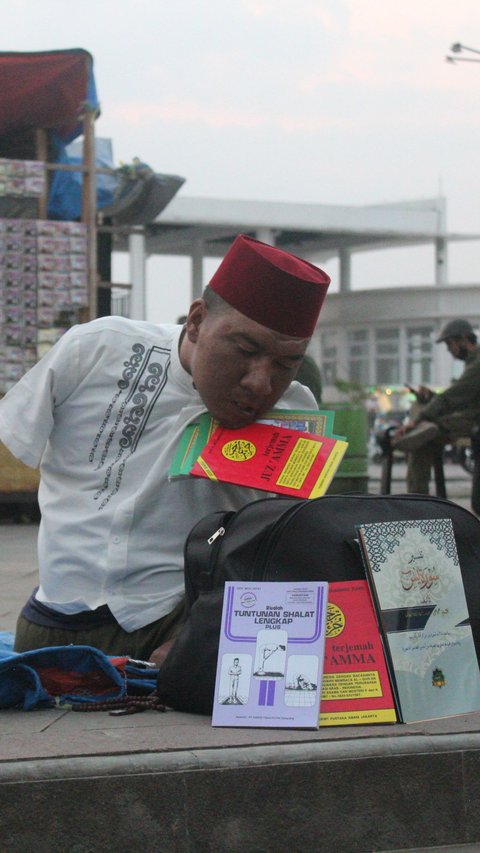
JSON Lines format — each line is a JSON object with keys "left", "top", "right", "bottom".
{"left": 357, "top": 518, "right": 480, "bottom": 723}
{"left": 319, "top": 580, "right": 398, "bottom": 726}
{"left": 211, "top": 580, "right": 328, "bottom": 728}
{"left": 189, "top": 421, "right": 348, "bottom": 499}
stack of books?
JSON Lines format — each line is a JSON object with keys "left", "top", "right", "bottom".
{"left": 169, "top": 408, "right": 348, "bottom": 500}
{"left": 211, "top": 517, "right": 480, "bottom": 729}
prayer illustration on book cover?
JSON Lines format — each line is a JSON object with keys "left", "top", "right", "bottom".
{"left": 217, "top": 636, "right": 323, "bottom": 710}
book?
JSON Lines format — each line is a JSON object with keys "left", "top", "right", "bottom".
{"left": 258, "top": 408, "right": 337, "bottom": 436}
{"left": 211, "top": 580, "right": 328, "bottom": 728}
{"left": 168, "top": 408, "right": 339, "bottom": 479}
{"left": 357, "top": 517, "right": 480, "bottom": 723}
{"left": 168, "top": 416, "right": 217, "bottom": 479}
{"left": 190, "top": 421, "right": 348, "bottom": 499}
{"left": 319, "top": 580, "right": 398, "bottom": 726}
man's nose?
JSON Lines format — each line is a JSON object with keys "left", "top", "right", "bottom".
{"left": 240, "top": 361, "right": 273, "bottom": 396}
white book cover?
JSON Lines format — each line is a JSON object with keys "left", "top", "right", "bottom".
{"left": 358, "top": 517, "right": 480, "bottom": 723}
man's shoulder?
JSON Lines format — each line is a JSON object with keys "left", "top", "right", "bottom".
{"left": 70, "top": 316, "right": 179, "bottom": 346}
{"left": 468, "top": 346, "right": 480, "bottom": 364}
{"left": 459, "top": 346, "right": 480, "bottom": 375}
{"left": 279, "top": 380, "right": 317, "bottom": 410}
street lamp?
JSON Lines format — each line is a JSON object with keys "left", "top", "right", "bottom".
{"left": 446, "top": 42, "right": 480, "bottom": 63}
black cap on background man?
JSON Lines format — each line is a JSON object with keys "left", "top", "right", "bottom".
{"left": 436, "top": 319, "right": 475, "bottom": 342}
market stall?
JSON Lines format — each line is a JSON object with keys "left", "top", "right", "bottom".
{"left": 0, "top": 48, "right": 99, "bottom": 510}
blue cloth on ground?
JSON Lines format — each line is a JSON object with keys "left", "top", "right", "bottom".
{"left": 0, "top": 645, "right": 127, "bottom": 710}
{"left": 0, "top": 631, "right": 14, "bottom": 652}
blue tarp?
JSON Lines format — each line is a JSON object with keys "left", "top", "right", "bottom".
{"left": 0, "top": 645, "right": 126, "bottom": 710}
{"left": 48, "top": 138, "right": 117, "bottom": 220}
{"left": 0, "top": 636, "right": 159, "bottom": 710}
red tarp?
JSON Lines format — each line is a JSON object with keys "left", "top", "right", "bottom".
{"left": 0, "top": 49, "right": 96, "bottom": 140}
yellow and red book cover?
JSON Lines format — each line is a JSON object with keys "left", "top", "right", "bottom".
{"left": 189, "top": 422, "right": 348, "bottom": 499}
{"left": 319, "top": 580, "right": 398, "bottom": 726}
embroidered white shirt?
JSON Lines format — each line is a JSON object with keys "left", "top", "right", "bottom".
{"left": 0, "top": 317, "right": 316, "bottom": 631}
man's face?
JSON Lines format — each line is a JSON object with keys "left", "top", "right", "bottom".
{"left": 183, "top": 300, "right": 309, "bottom": 428}
{"left": 445, "top": 336, "right": 469, "bottom": 361}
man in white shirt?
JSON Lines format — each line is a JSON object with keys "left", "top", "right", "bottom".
{"left": 0, "top": 234, "right": 330, "bottom": 665}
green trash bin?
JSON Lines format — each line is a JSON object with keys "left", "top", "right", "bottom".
{"left": 323, "top": 403, "right": 369, "bottom": 494}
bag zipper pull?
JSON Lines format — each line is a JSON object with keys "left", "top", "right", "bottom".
{"left": 208, "top": 526, "right": 225, "bottom": 545}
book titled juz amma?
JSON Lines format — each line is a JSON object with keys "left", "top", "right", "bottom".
{"left": 319, "top": 580, "right": 398, "bottom": 726}
{"left": 168, "top": 409, "right": 338, "bottom": 480}
{"left": 189, "top": 421, "right": 348, "bottom": 499}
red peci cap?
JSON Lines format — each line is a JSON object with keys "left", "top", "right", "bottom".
{"left": 208, "top": 234, "right": 330, "bottom": 338}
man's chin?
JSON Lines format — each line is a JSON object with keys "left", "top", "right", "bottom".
{"left": 217, "top": 415, "right": 254, "bottom": 430}
{"left": 215, "top": 407, "right": 258, "bottom": 430}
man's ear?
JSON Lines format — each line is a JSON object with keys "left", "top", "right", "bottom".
{"left": 185, "top": 299, "right": 207, "bottom": 343}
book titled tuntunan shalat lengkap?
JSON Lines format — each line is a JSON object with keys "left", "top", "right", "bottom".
{"left": 212, "top": 580, "right": 329, "bottom": 729}
{"left": 189, "top": 421, "right": 348, "bottom": 499}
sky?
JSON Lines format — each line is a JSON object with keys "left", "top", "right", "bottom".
{"left": 4, "top": 0, "right": 480, "bottom": 321}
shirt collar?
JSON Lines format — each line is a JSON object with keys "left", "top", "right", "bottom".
{"left": 169, "top": 324, "right": 200, "bottom": 397}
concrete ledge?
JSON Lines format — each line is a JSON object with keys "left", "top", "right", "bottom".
{"left": 2, "top": 727, "right": 480, "bottom": 853}
{"left": 380, "top": 847, "right": 480, "bottom": 853}
{"left": 2, "top": 729, "right": 480, "bottom": 783}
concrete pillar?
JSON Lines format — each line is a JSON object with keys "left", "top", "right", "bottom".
{"left": 129, "top": 232, "right": 146, "bottom": 320}
{"left": 435, "top": 237, "right": 448, "bottom": 286}
{"left": 339, "top": 248, "right": 351, "bottom": 293}
{"left": 368, "top": 326, "right": 376, "bottom": 386}
{"left": 255, "top": 227, "right": 275, "bottom": 245}
{"left": 191, "top": 240, "right": 204, "bottom": 300}
{"left": 399, "top": 325, "right": 408, "bottom": 385}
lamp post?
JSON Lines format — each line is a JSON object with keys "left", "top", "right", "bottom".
{"left": 446, "top": 42, "right": 480, "bottom": 63}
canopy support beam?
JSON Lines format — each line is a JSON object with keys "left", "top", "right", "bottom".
{"left": 81, "top": 109, "right": 98, "bottom": 321}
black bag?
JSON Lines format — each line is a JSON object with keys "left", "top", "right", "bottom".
{"left": 156, "top": 493, "right": 480, "bottom": 714}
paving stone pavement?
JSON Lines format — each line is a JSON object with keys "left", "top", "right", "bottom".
{"left": 0, "top": 522, "right": 38, "bottom": 633}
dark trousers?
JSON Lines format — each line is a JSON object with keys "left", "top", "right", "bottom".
{"left": 407, "top": 410, "right": 476, "bottom": 494}
{"left": 14, "top": 599, "right": 185, "bottom": 660}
